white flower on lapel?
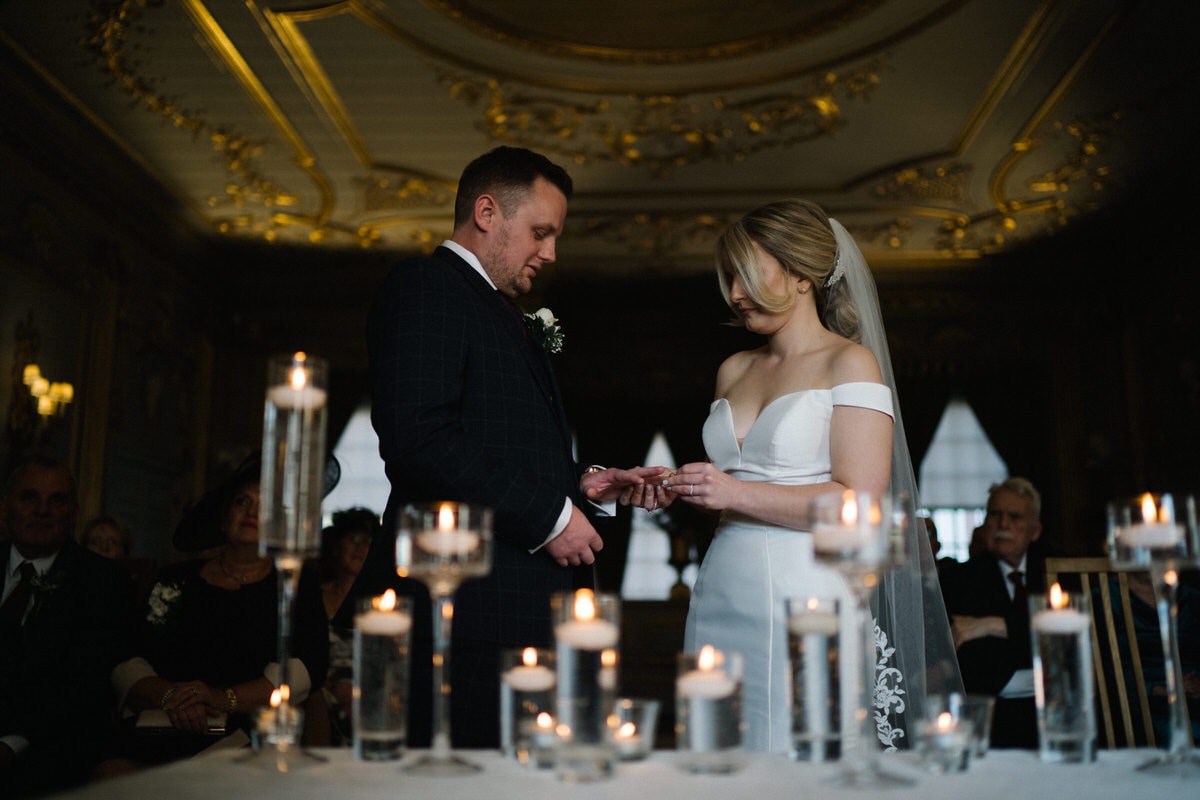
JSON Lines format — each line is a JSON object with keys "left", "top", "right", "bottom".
{"left": 146, "top": 581, "right": 183, "bottom": 626}
{"left": 522, "top": 306, "right": 565, "bottom": 354}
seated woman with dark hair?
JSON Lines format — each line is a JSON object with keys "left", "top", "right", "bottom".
{"left": 318, "top": 506, "right": 379, "bottom": 746}
{"left": 99, "top": 454, "right": 329, "bottom": 772}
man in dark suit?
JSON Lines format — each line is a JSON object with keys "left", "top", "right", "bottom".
{"left": 348, "top": 146, "right": 662, "bottom": 748}
{"left": 940, "top": 476, "right": 1046, "bottom": 748}
{"left": 0, "top": 458, "right": 134, "bottom": 796}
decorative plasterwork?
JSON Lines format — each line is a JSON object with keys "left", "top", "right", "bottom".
{"left": 440, "top": 61, "right": 885, "bottom": 177}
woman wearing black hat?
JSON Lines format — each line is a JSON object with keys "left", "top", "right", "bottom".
{"left": 99, "top": 454, "right": 329, "bottom": 770}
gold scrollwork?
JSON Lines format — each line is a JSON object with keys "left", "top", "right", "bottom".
{"left": 573, "top": 212, "right": 734, "bottom": 263}
{"left": 82, "top": 0, "right": 302, "bottom": 233}
{"left": 441, "top": 60, "right": 885, "bottom": 177}
{"left": 872, "top": 165, "right": 970, "bottom": 205}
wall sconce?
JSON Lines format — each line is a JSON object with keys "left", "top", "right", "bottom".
{"left": 22, "top": 363, "right": 74, "bottom": 417}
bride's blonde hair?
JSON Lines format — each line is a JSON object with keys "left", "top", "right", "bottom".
{"left": 715, "top": 199, "right": 861, "bottom": 342}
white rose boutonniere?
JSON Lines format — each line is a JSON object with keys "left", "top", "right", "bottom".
{"left": 146, "top": 581, "right": 183, "bottom": 626}
{"left": 523, "top": 307, "right": 565, "bottom": 354}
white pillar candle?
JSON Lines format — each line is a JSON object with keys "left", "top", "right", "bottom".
{"left": 555, "top": 619, "right": 620, "bottom": 650}
{"left": 266, "top": 384, "right": 328, "bottom": 409}
{"left": 416, "top": 529, "right": 481, "bottom": 556}
{"left": 356, "top": 609, "right": 413, "bottom": 636}
{"left": 503, "top": 664, "right": 556, "bottom": 692}
{"left": 1032, "top": 608, "right": 1090, "bottom": 634}
{"left": 1119, "top": 523, "right": 1183, "bottom": 548}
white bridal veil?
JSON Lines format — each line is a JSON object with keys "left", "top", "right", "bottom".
{"left": 829, "top": 218, "right": 965, "bottom": 748}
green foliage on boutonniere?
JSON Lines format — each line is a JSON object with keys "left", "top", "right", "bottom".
{"left": 523, "top": 307, "right": 564, "bottom": 354}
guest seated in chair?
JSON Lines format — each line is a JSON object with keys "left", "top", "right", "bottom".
{"left": 319, "top": 506, "right": 378, "bottom": 746}
{"left": 1, "top": 458, "right": 135, "bottom": 798}
{"left": 940, "top": 476, "right": 1047, "bottom": 748}
{"left": 97, "top": 453, "right": 330, "bottom": 774}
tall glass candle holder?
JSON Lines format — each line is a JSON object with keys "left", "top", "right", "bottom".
{"left": 675, "top": 645, "right": 744, "bottom": 774}
{"left": 786, "top": 596, "right": 842, "bottom": 762}
{"left": 396, "top": 501, "right": 492, "bottom": 776}
{"left": 257, "top": 351, "right": 328, "bottom": 768}
{"left": 1108, "top": 492, "right": 1200, "bottom": 776}
{"left": 1030, "top": 584, "right": 1095, "bottom": 763}
{"left": 811, "top": 490, "right": 910, "bottom": 788}
{"left": 552, "top": 589, "right": 620, "bottom": 783}
{"left": 354, "top": 590, "right": 413, "bottom": 761}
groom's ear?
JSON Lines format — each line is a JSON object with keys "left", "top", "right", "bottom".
{"left": 474, "top": 193, "right": 499, "bottom": 231}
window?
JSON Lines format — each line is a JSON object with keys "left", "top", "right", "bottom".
{"left": 321, "top": 402, "right": 390, "bottom": 524}
{"left": 918, "top": 398, "right": 1007, "bottom": 562}
{"left": 621, "top": 432, "right": 694, "bottom": 599}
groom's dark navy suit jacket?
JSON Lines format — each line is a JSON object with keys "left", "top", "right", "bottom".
{"left": 349, "top": 246, "right": 591, "bottom": 747}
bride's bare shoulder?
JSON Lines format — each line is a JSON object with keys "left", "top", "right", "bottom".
{"left": 828, "top": 339, "right": 883, "bottom": 385}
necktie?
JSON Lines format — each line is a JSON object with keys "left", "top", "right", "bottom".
{"left": 0, "top": 562, "right": 36, "bottom": 626}
{"left": 1008, "top": 569, "right": 1028, "bottom": 608}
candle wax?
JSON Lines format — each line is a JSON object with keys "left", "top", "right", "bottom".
{"left": 503, "top": 664, "right": 556, "bottom": 692}
{"left": 416, "top": 530, "right": 480, "bottom": 556}
{"left": 811, "top": 525, "right": 873, "bottom": 553}
{"left": 677, "top": 669, "right": 736, "bottom": 700}
{"left": 355, "top": 609, "right": 413, "bottom": 636}
{"left": 1119, "top": 523, "right": 1184, "bottom": 548}
{"left": 555, "top": 619, "right": 619, "bottom": 650}
{"left": 267, "top": 384, "right": 328, "bottom": 409}
{"left": 1032, "top": 608, "right": 1089, "bottom": 634}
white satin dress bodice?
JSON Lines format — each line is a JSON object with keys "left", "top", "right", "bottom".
{"left": 683, "top": 382, "right": 894, "bottom": 753}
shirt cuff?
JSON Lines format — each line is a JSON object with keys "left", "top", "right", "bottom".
{"left": 530, "top": 499, "right": 575, "bottom": 553}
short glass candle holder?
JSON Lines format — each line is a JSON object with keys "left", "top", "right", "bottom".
{"left": 609, "top": 697, "right": 659, "bottom": 761}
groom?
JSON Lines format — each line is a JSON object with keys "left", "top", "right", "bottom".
{"left": 347, "top": 146, "right": 660, "bottom": 747}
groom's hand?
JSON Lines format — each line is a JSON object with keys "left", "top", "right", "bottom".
{"left": 544, "top": 505, "right": 604, "bottom": 567}
{"left": 582, "top": 466, "right": 667, "bottom": 504}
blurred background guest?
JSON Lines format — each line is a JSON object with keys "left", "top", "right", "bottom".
{"left": 319, "top": 507, "right": 378, "bottom": 746}
{"left": 81, "top": 515, "right": 132, "bottom": 560}
{"left": 1, "top": 458, "right": 134, "bottom": 798}
{"left": 96, "top": 453, "right": 330, "bottom": 775}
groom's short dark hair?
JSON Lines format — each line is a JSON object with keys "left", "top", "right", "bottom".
{"left": 453, "top": 146, "right": 573, "bottom": 228}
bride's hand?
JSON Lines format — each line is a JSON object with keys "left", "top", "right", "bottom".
{"left": 619, "top": 470, "right": 675, "bottom": 511}
{"left": 663, "top": 462, "right": 737, "bottom": 511}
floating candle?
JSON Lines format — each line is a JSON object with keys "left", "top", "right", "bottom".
{"left": 677, "top": 645, "right": 736, "bottom": 700}
{"left": 355, "top": 590, "right": 412, "bottom": 635}
{"left": 503, "top": 648, "right": 556, "bottom": 692}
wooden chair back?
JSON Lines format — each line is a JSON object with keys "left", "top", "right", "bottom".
{"left": 1044, "top": 557, "right": 1155, "bottom": 748}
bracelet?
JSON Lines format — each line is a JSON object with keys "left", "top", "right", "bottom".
{"left": 225, "top": 687, "right": 239, "bottom": 711}
{"left": 160, "top": 688, "right": 177, "bottom": 710}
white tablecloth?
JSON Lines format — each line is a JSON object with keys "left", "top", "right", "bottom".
{"left": 53, "top": 747, "right": 1196, "bottom": 799}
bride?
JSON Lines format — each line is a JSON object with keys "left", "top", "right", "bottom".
{"left": 649, "top": 199, "right": 961, "bottom": 753}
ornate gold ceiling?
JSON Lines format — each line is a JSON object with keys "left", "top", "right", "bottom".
{"left": 0, "top": 0, "right": 1192, "bottom": 269}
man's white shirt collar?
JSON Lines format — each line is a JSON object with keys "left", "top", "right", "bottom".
{"left": 442, "top": 240, "right": 497, "bottom": 291}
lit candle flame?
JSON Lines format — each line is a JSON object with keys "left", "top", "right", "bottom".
{"left": 1049, "top": 582, "right": 1067, "bottom": 609}
{"left": 536, "top": 711, "right": 554, "bottom": 730}
{"left": 807, "top": 597, "right": 820, "bottom": 611}
{"left": 269, "top": 688, "right": 282, "bottom": 709}
{"left": 840, "top": 492, "right": 858, "bottom": 525}
{"left": 574, "top": 588, "right": 596, "bottom": 621}
{"left": 698, "top": 643, "right": 718, "bottom": 671}
{"left": 617, "top": 721, "right": 637, "bottom": 739}
{"left": 601, "top": 648, "right": 617, "bottom": 668}
{"left": 437, "top": 502, "right": 455, "bottom": 532}
{"left": 937, "top": 711, "right": 953, "bottom": 732}
{"left": 377, "top": 588, "right": 397, "bottom": 612}
{"left": 1141, "top": 493, "right": 1157, "bottom": 523}
{"left": 522, "top": 647, "right": 538, "bottom": 667}
{"left": 289, "top": 352, "right": 309, "bottom": 391}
